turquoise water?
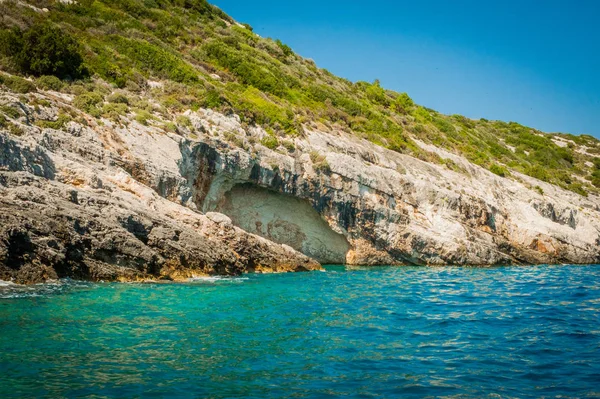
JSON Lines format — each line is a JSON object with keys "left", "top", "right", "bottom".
{"left": 1, "top": 265, "right": 599, "bottom": 398}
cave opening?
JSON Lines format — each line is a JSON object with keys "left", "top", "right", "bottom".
{"left": 213, "top": 184, "right": 350, "bottom": 264}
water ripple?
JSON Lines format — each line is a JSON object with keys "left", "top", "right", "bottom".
{"left": 0, "top": 265, "right": 599, "bottom": 398}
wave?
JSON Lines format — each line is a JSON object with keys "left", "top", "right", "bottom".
{"left": 188, "top": 276, "right": 249, "bottom": 283}
{"left": 0, "top": 279, "right": 95, "bottom": 299}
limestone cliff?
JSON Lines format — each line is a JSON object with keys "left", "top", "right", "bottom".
{"left": 0, "top": 90, "right": 320, "bottom": 284}
{"left": 186, "top": 109, "right": 600, "bottom": 266}
{"left": 1, "top": 86, "right": 598, "bottom": 283}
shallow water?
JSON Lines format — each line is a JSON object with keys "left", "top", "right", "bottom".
{"left": 1, "top": 265, "right": 599, "bottom": 398}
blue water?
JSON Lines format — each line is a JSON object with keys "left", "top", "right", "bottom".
{"left": 1, "top": 265, "right": 599, "bottom": 398}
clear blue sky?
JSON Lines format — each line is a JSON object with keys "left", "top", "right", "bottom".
{"left": 211, "top": 0, "right": 600, "bottom": 137}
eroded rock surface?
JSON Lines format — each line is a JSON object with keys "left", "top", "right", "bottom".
{"left": 185, "top": 110, "right": 600, "bottom": 266}
{"left": 0, "top": 92, "right": 320, "bottom": 283}
{"left": 1, "top": 87, "right": 599, "bottom": 283}
{"left": 217, "top": 183, "right": 351, "bottom": 264}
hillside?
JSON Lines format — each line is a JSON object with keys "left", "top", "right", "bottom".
{"left": 1, "top": 0, "right": 599, "bottom": 195}
{"left": 1, "top": 0, "right": 599, "bottom": 283}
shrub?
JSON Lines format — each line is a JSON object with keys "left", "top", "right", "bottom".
{"left": 569, "top": 182, "right": 588, "bottom": 197}
{"left": 107, "top": 92, "right": 130, "bottom": 105}
{"left": 203, "top": 89, "right": 226, "bottom": 109}
{"left": 110, "top": 36, "right": 198, "bottom": 84}
{"left": 433, "top": 117, "right": 456, "bottom": 135}
{"left": 364, "top": 80, "right": 388, "bottom": 106}
{"left": 0, "top": 114, "right": 7, "bottom": 128}
{"left": 281, "top": 139, "right": 295, "bottom": 153}
{"left": 0, "top": 105, "right": 21, "bottom": 119}
{"left": 203, "top": 40, "right": 288, "bottom": 97}
{"left": 180, "top": 0, "right": 233, "bottom": 21}
{"left": 413, "top": 106, "right": 432, "bottom": 122}
{"left": 0, "top": 23, "right": 85, "bottom": 79}
{"left": 525, "top": 165, "right": 550, "bottom": 182}
{"left": 392, "top": 92, "right": 414, "bottom": 114}
{"left": 36, "top": 112, "right": 72, "bottom": 129}
{"left": 35, "top": 75, "right": 64, "bottom": 91}
{"left": 0, "top": 74, "right": 36, "bottom": 93}
{"left": 411, "top": 124, "right": 425, "bottom": 134}
{"left": 309, "top": 151, "right": 331, "bottom": 172}
{"left": 101, "top": 103, "right": 129, "bottom": 121}
{"left": 489, "top": 164, "right": 508, "bottom": 177}
{"left": 261, "top": 135, "right": 278, "bottom": 150}
{"left": 163, "top": 122, "right": 177, "bottom": 133}
{"left": 73, "top": 92, "right": 104, "bottom": 113}
{"left": 275, "top": 39, "right": 293, "bottom": 57}
{"left": 8, "top": 123, "right": 24, "bottom": 136}
{"left": 453, "top": 114, "right": 475, "bottom": 129}
{"left": 234, "top": 87, "right": 296, "bottom": 134}
{"left": 313, "top": 159, "right": 331, "bottom": 173}
{"left": 135, "top": 110, "right": 155, "bottom": 125}
{"left": 176, "top": 115, "right": 193, "bottom": 128}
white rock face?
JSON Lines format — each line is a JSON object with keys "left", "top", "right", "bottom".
{"left": 0, "top": 92, "right": 320, "bottom": 283}
{"left": 1, "top": 86, "right": 599, "bottom": 279}
{"left": 182, "top": 108, "right": 600, "bottom": 266}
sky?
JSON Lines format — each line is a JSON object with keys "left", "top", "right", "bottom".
{"left": 211, "top": 0, "right": 600, "bottom": 137}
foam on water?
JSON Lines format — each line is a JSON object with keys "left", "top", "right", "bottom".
{"left": 0, "top": 278, "right": 95, "bottom": 299}
{"left": 188, "top": 275, "right": 249, "bottom": 283}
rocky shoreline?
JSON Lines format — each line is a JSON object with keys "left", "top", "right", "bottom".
{"left": 1, "top": 86, "right": 600, "bottom": 284}
{"left": 0, "top": 171, "right": 319, "bottom": 284}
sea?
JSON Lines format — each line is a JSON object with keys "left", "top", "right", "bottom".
{"left": 1, "top": 265, "right": 599, "bottom": 398}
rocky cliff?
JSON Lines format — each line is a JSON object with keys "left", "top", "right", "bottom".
{"left": 1, "top": 85, "right": 599, "bottom": 283}
{"left": 0, "top": 89, "right": 320, "bottom": 284}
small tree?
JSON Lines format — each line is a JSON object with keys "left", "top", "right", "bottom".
{"left": 275, "top": 39, "right": 293, "bottom": 57}
{"left": 0, "top": 23, "right": 86, "bottom": 79}
{"left": 366, "top": 79, "right": 388, "bottom": 106}
{"left": 393, "top": 92, "right": 414, "bottom": 114}
{"left": 490, "top": 164, "right": 508, "bottom": 177}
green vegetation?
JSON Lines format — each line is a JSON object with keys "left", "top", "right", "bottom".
{"left": 73, "top": 92, "right": 104, "bottom": 113}
{"left": 489, "top": 164, "right": 509, "bottom": 177}
{"left": 281, "top": 139, "right": 296, "bottom": 153}
{"left": 7, "top": 122, "right": 24, "bottom": 136}
{"left": 135, "top": 110, "right": 155, "bottom": 126}
{"left": 36, "top": 112, "right": 72, "bottom": 129}
{"left": 310, "top": 151, "right": 331, "bottom": 173}
{"left": 0, "top": 0, "right": 598, "bottom": 195}
{"left": 534, "top": 185, "right": 544, "bottom": 195}
{"left": 0, "top": 105, "right": 21, "bottom": 119}
{"left": 36, "top": 75, "right": 65, "bottom": 91}
{"left": 0, "top": 22, "right": 85, "bottom": 79}
{"left": 101, "top": 102, "right": 129, "bottom": 122}
{"left": 590, "top": 158, "right": 600, "bottom": 188}
{"left": 260, "top": 135, "right": 279, "bottom": 150}
{"left": 176, "top": 115, "right": 193, "bottom": 129}
{"left": 107, "top": 92, "right": 129, "bottom": 105}
{"left": 0, "top": 73, "right": 36, "bottom": 93}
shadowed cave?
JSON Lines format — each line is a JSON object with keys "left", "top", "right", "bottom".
{"left": 214, "top": 184, "right": 351, "bottom": 264}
